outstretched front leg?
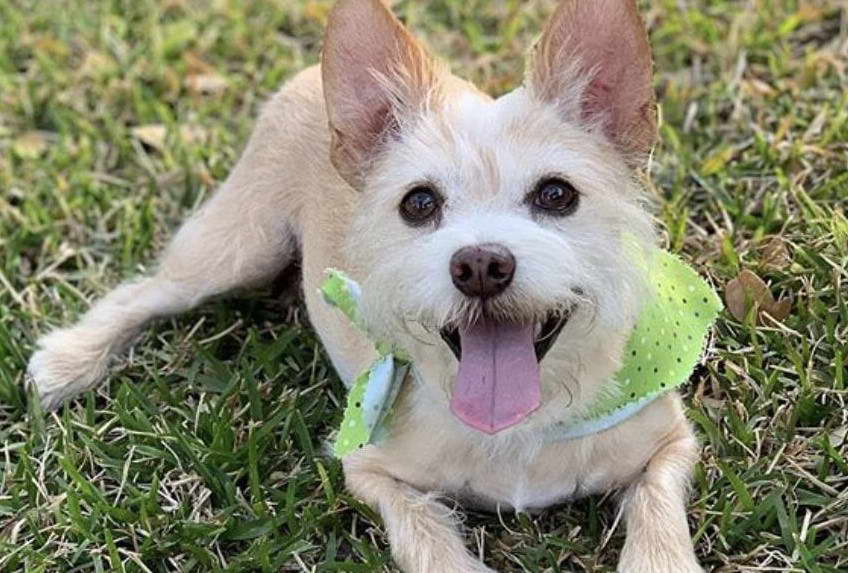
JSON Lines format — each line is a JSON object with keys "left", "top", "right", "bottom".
{"left": 344, "top": 456, "right": 494, "bottom": 573}
{"left": 618, "top": 421, "right": 703, "bottom": 573}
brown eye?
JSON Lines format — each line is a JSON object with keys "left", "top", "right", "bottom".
{"left": 400, "top": 186, "right": 442, "bottom": 226}
{"left": 531, "top": 178, "right": 579, "bottom": 215}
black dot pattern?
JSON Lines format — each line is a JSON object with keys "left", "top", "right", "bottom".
{"left": 587, "top": 250, "right": 722, "bottom": 418}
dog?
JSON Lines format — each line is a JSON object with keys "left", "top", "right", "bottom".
{"left": 28, "top": 0, "right": 706, "bottom": 571}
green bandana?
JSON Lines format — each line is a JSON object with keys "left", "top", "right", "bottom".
{"left": 324, "top": 249, "right": 722, "bottom": 458}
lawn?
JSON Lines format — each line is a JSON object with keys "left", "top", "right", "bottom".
{"left": 1, "top": 0, "right": 846, "bottom": 571}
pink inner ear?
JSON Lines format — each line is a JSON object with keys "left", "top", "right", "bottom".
{"left": 583, "top": 78, "right": 614, "bottom": 120}
{"left": 352, "top": 97, "right": 394, "bottom": 150}
{"left": 583, "top": 59, "right": 644, "bottom": 142}
{"left": 322, "top": 0, "right": 441, "bottom": 186}
{"left": 533, "top": 0, "right": 656, "bottom": 157}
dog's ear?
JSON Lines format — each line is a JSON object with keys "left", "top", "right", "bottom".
{"left": 323, "top": 0, "right": 442, "bottom": 188}
{"left": 529, "top": 0, "right": 656, "bottom": 161}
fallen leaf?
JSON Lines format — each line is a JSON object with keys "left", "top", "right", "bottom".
{"left": 725, "top": 270, "right": 793, "bottom": 324}
{"left": 726, "top": 270, "right": 773, "bottom": 321}
{"left": 765, "top": 298, "right": 793, "bottom": 322}
{"left": 13, "top": 131, "right": 51, "bottom": 158}
{"left": 761, "top": 236, "right": 792, "bottom": 270}
{"left": 185, "top": 72, "right": 228, "bottom": 95}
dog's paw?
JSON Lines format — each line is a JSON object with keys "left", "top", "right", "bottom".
{"left": 27, "top": 328, "right": 111, "bottom": 410}
{"left": 617, "top": 551, "right": 703, "bottom": 573}
{"left": 399, "top": 552, "right": 497, "bottom": 573}
{"left": 436, "top": 559, "right": 496, "bottom": 573}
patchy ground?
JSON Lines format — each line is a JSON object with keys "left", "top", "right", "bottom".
{"left": 1, "top": 0, "right": 846, "bottom": 571}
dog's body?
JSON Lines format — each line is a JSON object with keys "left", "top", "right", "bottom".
{"left": 28, "top": 1, "right": 704, "bottom": 571}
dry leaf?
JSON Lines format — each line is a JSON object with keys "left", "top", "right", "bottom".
{"left": 185, "top": 72, "right": 228, "bottom": 95}
{"left": 726, "top": 270, "right": 774, "bottom": 321}
{"left": 761, "top": 236, "right": 792, "bottom": 270}
{"left": 13, "top": 131, "right": 51, "bottom": 158}
{"left": 764, "top": 298, "right": 793, "bottom": 322}
{"left": 725, "top": 270, "right": 793, "bottom": 324}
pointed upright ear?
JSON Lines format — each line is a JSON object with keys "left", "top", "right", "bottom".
{"left": 530, "top": 0, "right": 656, "bottom": 161}
{"left": 322, "top": 0, "right": 442, "bottom": 188}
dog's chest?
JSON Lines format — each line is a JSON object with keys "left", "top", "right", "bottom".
{"left": 368, "top": 400, "right": 672, "bottom": 512}
{"left": 453, "top": 464, "right": 588, "bottom": 512}
{"left": 374, "top": 432, "right": 604, "bottom": 512}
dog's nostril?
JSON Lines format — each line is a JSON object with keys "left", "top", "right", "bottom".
{"left": 488, "top": 261, "right": 511, "bottom": 280}
{"left": 457, "top": 264, "right": 473, "bottom": 282}
{"left": 450, "top": 243, "right": 516, "bottom": 298}
{"left": 488, "top": 262, "right": 503, "bottom": 279}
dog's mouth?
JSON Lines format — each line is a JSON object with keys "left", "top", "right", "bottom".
{"left": 439, "top": 310, "right": 570, "bottom": 435}
{"left": 439, "top": 311, "right": 570, "bottom": 363}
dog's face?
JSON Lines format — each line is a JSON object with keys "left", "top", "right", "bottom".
{"left": 324, "top": 0, "right": 657, "bottom": 434}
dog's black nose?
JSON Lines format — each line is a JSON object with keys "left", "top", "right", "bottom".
{"left": 450, "top": 244, "right": 516, "bottom": 298}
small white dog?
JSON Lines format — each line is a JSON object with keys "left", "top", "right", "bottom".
{"left": 28, "top": 1, "right": 709, "bottom": 571}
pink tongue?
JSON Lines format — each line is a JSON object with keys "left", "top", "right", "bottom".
{"left": 450, "top": 319, "right": 541, "bottom": 434}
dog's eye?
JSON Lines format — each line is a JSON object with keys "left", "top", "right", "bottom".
{"left": 399, "top": 186, "right": 442, "bottom": 226}
{"left": 530, "top": 178, "right": 579, "bottom": 216}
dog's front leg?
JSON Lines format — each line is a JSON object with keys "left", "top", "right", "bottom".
{"left": 617, "top": 423, "right": 703, "bottom": 573}
{"left": 345, "top": 459, "right": 494, "bottom": 573}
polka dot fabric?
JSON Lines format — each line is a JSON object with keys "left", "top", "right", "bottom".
{"left": 333, "top": 369, "right": 371, "bottom": 457}
{"left": 320, "top": 270, "right": 363, "bottom": 328}
{"left": 333, "top": 355, "right": 408, "bottom": 458}
{"left": 322, "top": 270, "right": 410, "bottom": 459}
{"left": 587, "top": 250, "right": 723, "bottom": 420}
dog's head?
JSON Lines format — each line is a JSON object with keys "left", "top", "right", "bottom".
{"left": 323, "top": 0, "right": 657, "bottom": 435}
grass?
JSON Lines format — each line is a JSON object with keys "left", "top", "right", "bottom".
{"left": 0, "top": 0, "right": 846, "bottom": 571}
